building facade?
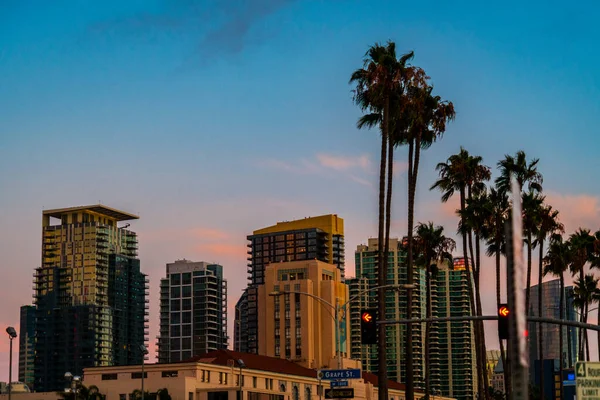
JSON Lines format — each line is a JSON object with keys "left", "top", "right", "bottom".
{"left": 18, "top": 306, "right": 36, "bottom": 390}
{"left": 81, "top": 349, "right": 446, "bottom": 400}
{"left": 238, "top": 215, "right": 345, "bottom": 354}
{"left": 349, "top": 238, "right": 426, "bottom": 385}
{"left": 257, "top": 260, "right": 348, "bottom": 369}
{"left": 527, "top": 280, "right": 578, "bottom": 374}
{"left": 33, "top": 205, "right": 148, "bottom": 392}
{"left": 234, "top": 290, "right": 249, "bottom": 353}
{"left": 158, "top": 260, "right": 228, "bottom": 363}
{"left": 429, "top": 258, "right": 477, "bottom": 400}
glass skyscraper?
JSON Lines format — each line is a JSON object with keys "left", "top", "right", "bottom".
{"left": 527, "top": 280, "right": 578, "bottom": 374}
{"left": 33, "top": 205, "right": 147, "bottom": 392}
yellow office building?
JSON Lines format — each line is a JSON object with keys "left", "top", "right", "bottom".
{"left": 257, "top": 260, "right": 349, "bottom": 369}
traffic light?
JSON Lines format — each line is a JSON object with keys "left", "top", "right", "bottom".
{"left": 360, "top": 309, "right": 377, "bottom": 345}
{"left": 498, "top": 303, "right": 510, "bottom": 340}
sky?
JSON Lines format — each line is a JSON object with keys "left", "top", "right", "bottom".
{"left": 1, "top": 0, "right": 600, "bottom": 384}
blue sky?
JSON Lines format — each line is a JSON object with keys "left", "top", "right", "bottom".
{"left": 1, "top": 0, "right": 600, "bottom": 377}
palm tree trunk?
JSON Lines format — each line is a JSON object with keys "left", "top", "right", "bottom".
{"left": 405, "top": 136, "right": 415, "bottom": 400}
{"left": 538, "top": 240, "right": 545, "bottom": 400}
{"left": 474, "top": 233, "right": 488, "bottom": 398}
{"left": 585, "top": 304, "right": 590, "bottom": 361}
{"left": 597, "top": 307, "right": 600, "bottom": 362}
{"left": 425, "top": 266, "right": 432, "bottom": 400}
{"left": 382, "top": 114, "right": 394, "bottom": 385}
{"left": 559, "top": 275, "right": 565, "bottom": 399}
{"left": 377, "top": 97, "right": 389, "bottom": 400}
{"left": 459, "top": 187, "right": 479, "bottom": 398}
{"left": 495, "top": 240, "right": 509, "bottom": 395}
{"left": 525, "top": 233, "right": 533, "bottom": 317}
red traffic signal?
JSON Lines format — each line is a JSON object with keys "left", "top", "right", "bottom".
{"left": 498, "top": 303, "right": 510, "bottom": 340}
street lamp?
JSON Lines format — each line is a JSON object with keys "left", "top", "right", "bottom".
{"left": 269, "top": 284, "right": 401, "bottom": 369}
{"left": 140, "top": 345, "right": 149, "bottom": 400}
{"left": 65, "top": 372, "right": 81, "bottom": 399}
{"left": 6, "top": 327, "right": 17, "bottom": 400}
{"left": 236, "top": 359, "right": 245, "bottom": 400}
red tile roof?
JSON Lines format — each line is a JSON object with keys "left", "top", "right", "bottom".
{"left": 186, "top": 350, "right": 408, "bottom": 391}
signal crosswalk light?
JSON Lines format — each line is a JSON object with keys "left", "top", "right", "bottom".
{"left": 498, "top": 304, "right": 510, "bottom": 340}
{"left": 360, "top": 309, "right": 377, "bottom": 345}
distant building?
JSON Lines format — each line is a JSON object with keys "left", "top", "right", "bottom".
{"left": 429, "top": 257, "right": 477, "bottom": 400}
{"left": 527, "top": 280, "right": 578, "bottom": 373}
{"left": 238, "top": 214, "right": 345, "bottom": 354}
{"left": 349, "top": 238, "right": 426, "bottom": 385}
{"left": 33, "top": 205, "right": 148, "bottom": 392}
{"left": 157, "top": 260, "right": 228, "bottom": 363}
{"left": 257, "top": 260, "right": 348, "bottom": 369}
{"left": 486, "top": 350, "right": 502, "bottom": 390}
{"left": 234, "top": 289, "right": 248, "bottom": 353}
{"left": 491, "top": 357, "right": 505, "bottom": 394}
{"left": 18, "top": 305, "right": 36, "bottom": 390}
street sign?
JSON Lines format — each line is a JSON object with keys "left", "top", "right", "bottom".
{"left": 330, "top": 381, "right": 349, "bottom": 388}
{"left": 324, "top": 388, "right": 354, "bottom": 399}
{"left": 576, "top": 361, "right": 600, "bottom": 399}
{"left": 318, "top": 369, "right": 361, "bottom": 380}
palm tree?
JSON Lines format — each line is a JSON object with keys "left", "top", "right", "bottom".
{"left": 350, "top": 41, "right": 416, "bottom": 400}
{"left": 521, "top": 191, "right": 545, "bottom": 314}
{"left": 400, "top": 80, "right": 455, "bottom": 398}
{"left": 572, "top": 274, "right": 600, "bottom": 360}
{"left": 533, "top": 203, "right": 563, "bottom": 400}
{"left": 430, "top": 148, "right": 490, "bottom": 399}
{"left": 458, "top": 188, "right": 492, "bottom": 393}
{"left": 543, "top": 234, "right": 572, "bottom": 399}
{"left": 481, "top": 187, "right": 511, "bottom": 393}
{"left": 495, "top": 151, "right": 543, "bottom": 195}
{"left": 59, "top": 385, "right": 105, "bottom": 400}
{"left": 568, "top": 228, "right": 595, "bottom": 359}
{"left": 414, "top": 222, "right": 456, "bottom": 398}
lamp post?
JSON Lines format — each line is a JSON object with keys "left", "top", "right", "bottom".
{"left": 269, "top": 284, "right": 402, "bottom": 369}
{"left": 140, "top": 345, "right": 149, "bottom": 400}
{"left": 64, "top": 372, "right": 81, "bottom": 400}
{"left": 6, "top": 327, "right": 17, "bottom": 400}
{"left": 236, "top": 359, "right": 245, "bottom": 400}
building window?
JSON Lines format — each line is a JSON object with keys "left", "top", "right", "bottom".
{"left": 219, "top": 372, "right": 227, "bottom": 384}
{"left": 188, "top": 392, "right": 194, "bottom": 400}
{"left": 253, "top": 377, "right": 257, "bottom": 388}
{"left": 101, "top": 373, "right": 118, "bottom": 380}
{"left": 182, "top": 298, "right": 192, "bottom": 310}
{"left": 162, "top": 370, "right": 178, "bottom": 378}
{"left": 170, "top": 274, "right": 181, "bottom": 285}
{"left": 305, "top": 387, "right": 311, "bottom": 400}
{"left": 120, "top": 395, "right": 126, "bottom": 400}
{"left": 171, "top": 286, "right": 181, "bottom": 298}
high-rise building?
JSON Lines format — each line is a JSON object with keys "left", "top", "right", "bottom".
{"left": 257, "top": 260, "right": 348, "bottom": 369}
{"left": 157, "top": 260, "right": 228, "bottom": 363}
{"left": 348, "top": 238, "right": 426, "bottom": 385}
{"left": 429, "top": 258, "right": 477, "bottom": 400}
{"left": 18, "top": 305, "right": 36, "bottom": 390}
{"left": 234, "top": 289, "right": 248, "bottom": 353}
{"left": 33, "top": 205, "right": 148, "bottom": 392}
{"left": 527, "top": 280, "right": 578, "bottom": 374}
{"left": 238, "top": 215, "right": 345, "bottom": 354}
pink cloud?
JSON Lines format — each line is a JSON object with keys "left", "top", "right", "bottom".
{"left": 194, "top": 243, "right": 247, "bottom": 258}
{"left": 316, "top": 153, "right": 371, "bottom": 172}
{"left": 545, "top": 192, "right": 600, "bottom": 234}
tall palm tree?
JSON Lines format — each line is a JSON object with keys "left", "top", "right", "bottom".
{"left": 495, "top": 151, "right": 543, "bottom": 195}
{"left": 543, "top": 234, "right": 572, "bottom": 399}
{"left": 533, "top": 204, "right": 563, "bottom": 400}
{"left": 568, "top": 228, "right": 595, "bottom": 359}
{"left": 350, "top": 41, "right": 415, "bottom": 400}
{"left": 399, "top": 80, "right": 454, "bottom": 399}
{"left": 414, "top": 222, "right": 456, "bottom": 399}
{"left": 572, "top": 273, "right": 600, "bottom": 361}
{"left": 481, "top": 187, "right": 511, "bottom": 393}
{"left": 521, "top": 191, "right": 545, "bottom": 314}
{"left": 431, "top": 148, "right": 490, "bottom": 399}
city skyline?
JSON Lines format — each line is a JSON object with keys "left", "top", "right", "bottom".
{"left": 2, "top": 0, "right": 600, "bottom": 384}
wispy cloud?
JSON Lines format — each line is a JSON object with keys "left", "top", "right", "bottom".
{"left": 87, "top": 0, "right": 296, "bottom": 65}
{"left": 316, "top": 153, "right": 371, "bottom": 172}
